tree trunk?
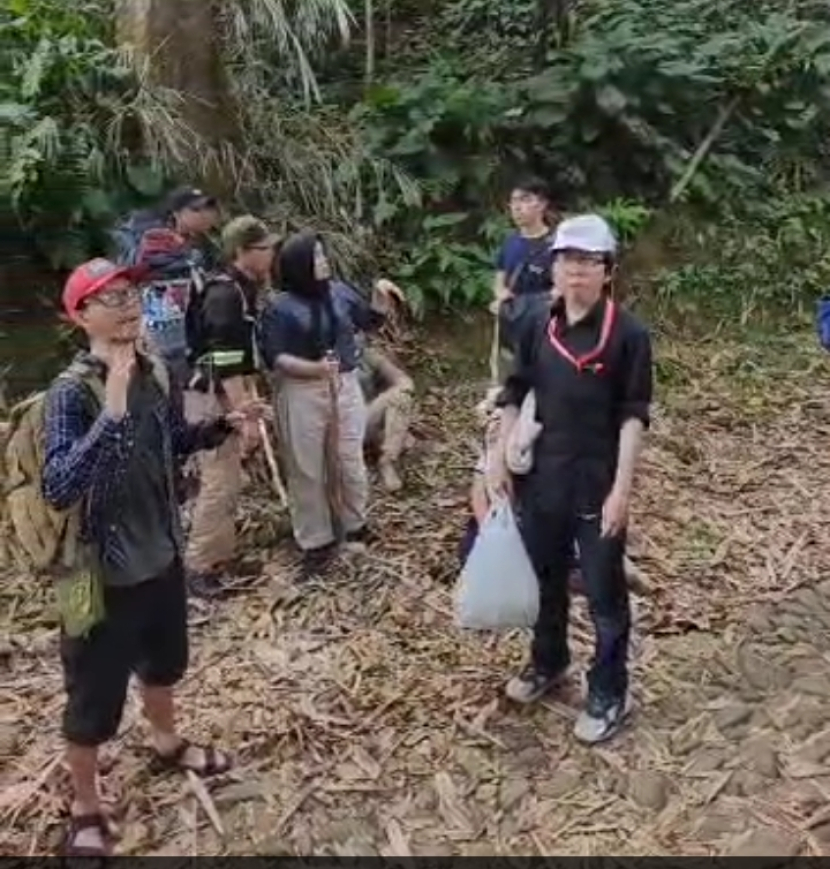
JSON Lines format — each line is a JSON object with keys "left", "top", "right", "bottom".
{"left": 533, "top": 0, "right": 552, "bottom": 70}
{"left": 365, "top": 0, "right": 375, "bottom": 88}
{"left": 114, "top": 0, "right": 240, "bottom": 192}
{"left": 534, "top": 0, "right": 573, "bottom": 68}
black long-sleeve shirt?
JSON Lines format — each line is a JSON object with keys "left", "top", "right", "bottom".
{"left": 498, "top": 296, "right": 653, "bottom": 513}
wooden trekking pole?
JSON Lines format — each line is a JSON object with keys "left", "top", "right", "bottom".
{"left": 323, "top": 351, "right": 345, "bottom": 540}
{"left": 488, "top": 306, "right": 501, "bottom": 387}
{"left": 250, "top": 380, "right": 289, "bottom": 509}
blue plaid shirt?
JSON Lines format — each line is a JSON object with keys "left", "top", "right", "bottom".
{"left": 41, "top": 354, "right": 232, "bottom": 563}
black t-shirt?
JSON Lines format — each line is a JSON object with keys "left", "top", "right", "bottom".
{"left": 499, "top": 297, "right": 653, "bottom": 513}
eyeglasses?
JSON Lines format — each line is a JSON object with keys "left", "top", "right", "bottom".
{"left": 88, "top": 285, "right": 141, "bottom": 309}
{"left": 558, "top": 251, "right": 606, "bottom": 267}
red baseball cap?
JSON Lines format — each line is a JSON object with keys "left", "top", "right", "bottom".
{"left": 62, "top": 258, "right": 143, "bottom": 317}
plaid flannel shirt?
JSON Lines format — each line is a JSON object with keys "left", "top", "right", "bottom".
{"left": 41, "top": 354, "right": 232, "bottom": 564}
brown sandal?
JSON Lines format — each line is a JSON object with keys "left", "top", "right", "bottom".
{"left": 61, "top": 812, "right": 111, "bottom": 857}
{"left": 150, "top": 739, "right": 232, "bottom": 778}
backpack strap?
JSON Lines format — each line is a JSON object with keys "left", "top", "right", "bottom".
{"left": 62, "top": 359, "right": 107, "bottom": 409}
{"left": 61, "top": 353, "right": 170, "bottom": 410}
{"left": 505, "top": 229, "right": 554, "bottom": 294}
{"left": 145, "top": 354, "right": 171, "bottom": 397}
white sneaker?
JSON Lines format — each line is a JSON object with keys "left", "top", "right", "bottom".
{"left": 574, "top": 693, "right": 633, "bottom": 744}
{"left": 505, "top": 664, "right": 567, "bottom": 704}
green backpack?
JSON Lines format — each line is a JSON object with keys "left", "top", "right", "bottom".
{"left": 1, "top": 355, "right": 170, "bottom": 636}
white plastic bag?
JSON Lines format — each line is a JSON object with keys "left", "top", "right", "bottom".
{"left": 455, "top": 499, "right": 540, "bottom": 630}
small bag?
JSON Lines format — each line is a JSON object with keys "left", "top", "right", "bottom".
{"left": 52, "top": 512, "right": 106, "bottom": 639}
{"left": 55, "top": 559, "right": 105, "bottom": 639}
{"left": 455, "top": 498, "right": 540, "bottom": 631}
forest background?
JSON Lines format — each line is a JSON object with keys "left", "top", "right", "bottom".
{"left": 5, "top": 4, "right": 830, "bottom": 857}
{"left": 2, "top": 0, "right": 830, "bottom": 359}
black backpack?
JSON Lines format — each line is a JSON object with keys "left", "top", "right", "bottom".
{"left": 185, "top": 272, "right": 256, "bottom": 366}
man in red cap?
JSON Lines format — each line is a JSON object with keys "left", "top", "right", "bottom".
{"left": 40, "top": 258, "right": 265, "bottom": 856}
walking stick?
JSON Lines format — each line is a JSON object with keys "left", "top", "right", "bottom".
{"left": 250, "top": 381, "right": 289, "bottom": 509}
{"left": 323, "top": 351, "right": 346, "bottom": 541}
{"left": 488, "top": 306, "right": 501, "bottom": 387}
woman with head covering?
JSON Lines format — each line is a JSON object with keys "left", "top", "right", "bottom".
{"left": 258, "top": 232, "right": 397, "bottom": 578}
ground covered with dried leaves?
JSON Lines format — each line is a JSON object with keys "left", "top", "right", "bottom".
{"left": 3, "top": 316, "right": 830, "bottom": 856}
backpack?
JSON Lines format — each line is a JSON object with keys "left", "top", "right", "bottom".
{"left": 112, "top": 210, "right": 206, "bottom": 280}
{"left": 1, "top": 355, "right": 170, "bottom": 574}
{"left": 185, "top": 271, "right": 258, "bottom": 368}
{"left": 111, "top": 210, "right": 163, "bottom": 268}
{"left": 113, "top": 212, "right": 211, "bottom": 359}
{"left": 184, "top": 271, "right": 228, "bottom": 366}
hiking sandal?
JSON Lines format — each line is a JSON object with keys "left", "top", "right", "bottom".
{"left": 62, "top": 812, "right": 112, "bottom": 857}
{"left": 150, "top": 739, "right": 232, "bottom": 778}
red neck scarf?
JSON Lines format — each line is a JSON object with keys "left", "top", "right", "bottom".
{"left": 547, "top": 300, "right": 617, "bottom": 373}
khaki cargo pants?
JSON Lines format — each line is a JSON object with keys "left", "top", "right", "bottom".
{"left": 275, "top": 371, "right": 368, "bottom": 551}
{"left": 184, "top": 389, "right": 243, "bottom": 574}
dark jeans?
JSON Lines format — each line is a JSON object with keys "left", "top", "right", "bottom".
{"left": 521, "top": 504, "right": 630, "bottom": 700}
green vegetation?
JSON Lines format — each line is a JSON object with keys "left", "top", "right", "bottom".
{"left": 2, "top": 0, "right": 830, "bottom": 317}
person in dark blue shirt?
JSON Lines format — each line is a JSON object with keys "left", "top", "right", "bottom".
{"left": 259, "top": 232, "right": 399, "bottom": 578}
{"left": 492, "top": 177, "right": 558, "bottom": 369}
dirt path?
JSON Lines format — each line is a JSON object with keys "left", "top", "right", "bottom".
{"left": 2, "top": 325, "right": 830, "bottom": 855}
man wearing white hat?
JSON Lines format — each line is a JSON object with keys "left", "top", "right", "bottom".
{"left": 491, "top": 213, "right": 653, "bottom": 744}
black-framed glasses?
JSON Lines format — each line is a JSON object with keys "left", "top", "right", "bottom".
{"left": 558, "top": 251, "right": 606, "bottom": 267}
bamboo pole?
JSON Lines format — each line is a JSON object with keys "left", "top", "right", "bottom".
{"left": 250, "top": 382, "right": 288, "bottom": 509}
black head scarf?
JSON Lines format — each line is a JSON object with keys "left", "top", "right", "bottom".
{"left": 278, "top": 231, "right": 337, "bottom": 358}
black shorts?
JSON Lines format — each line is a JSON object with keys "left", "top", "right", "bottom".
{"left": 60, "top": 559, "right": 188, "bottom": 746}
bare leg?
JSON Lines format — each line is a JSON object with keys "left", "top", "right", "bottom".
{"left": 141, "top": 683, "right": 219, "bottom": 770}
{"left": 141, "top": 683, "right": 178, "bottom": 754}
{"left": 66, "top": 742, "right": 105, "bottom": 849}
{"left": 366, "top": 385, "right": 413, "bottom": 493}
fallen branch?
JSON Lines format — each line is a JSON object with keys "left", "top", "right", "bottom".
{"left": 669, "top": 96, "right": 740, "bottom": 203}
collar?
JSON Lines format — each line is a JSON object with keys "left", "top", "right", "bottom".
{"left": 520, "top": 225, "right": 552, "bottom": 240}
{"left": 227, "top": 264, "right": 260, "bottom": 291}
{"left": 553, "top": 295, "right": 606, "bottom": 330}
